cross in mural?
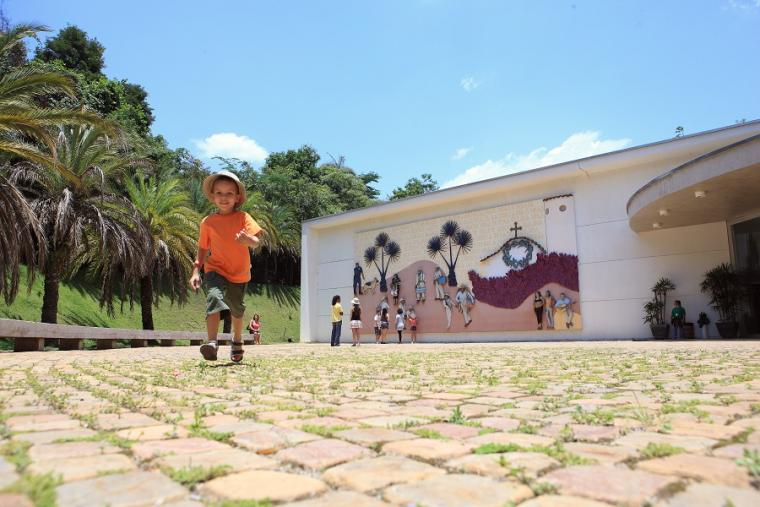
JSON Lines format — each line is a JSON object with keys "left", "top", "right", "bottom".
{"left": 510, "top": 221, "right": 522, "bottom": 239}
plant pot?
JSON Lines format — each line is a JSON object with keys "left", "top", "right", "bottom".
{"left": 683, "top": 323, "right": 694, "bottom": 339}
{"left": 650, "top": 323, "right": 670, "bottom": 339}
{"left": 716, "top": 321, "right": 739, "bottom": 338}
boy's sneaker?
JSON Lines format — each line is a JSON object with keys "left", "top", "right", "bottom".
{"left": 200, "top": 342, "right": 218, "bottom": 361}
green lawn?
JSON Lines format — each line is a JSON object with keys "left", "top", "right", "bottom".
{"left": 1, "top": 268, "right": 299, "bottom": 345}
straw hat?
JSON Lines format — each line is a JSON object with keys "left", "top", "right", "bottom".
{"left": 202, "top": 170, "right": 247, "bottom": 205}
{"left": 351, "top": 297, "right": 360, "bottom": 305}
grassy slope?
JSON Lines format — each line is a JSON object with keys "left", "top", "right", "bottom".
{"left": 1, "top": 268, "right": 300, "bottom": 344}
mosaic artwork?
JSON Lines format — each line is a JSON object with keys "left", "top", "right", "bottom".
{"left": 354, "top": 195, "right": 581, "bottom": 334}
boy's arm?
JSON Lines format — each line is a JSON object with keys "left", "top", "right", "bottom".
{"left": 189, "top": 247, "right": 209, "bottom": 290}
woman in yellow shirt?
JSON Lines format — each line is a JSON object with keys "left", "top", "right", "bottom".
{"left": 330, "top": 295, "right": 343, "bottom": 346}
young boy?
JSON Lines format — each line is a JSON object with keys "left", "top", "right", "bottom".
{"left": 189, "top": 170, "right": 263, "bottom": 362}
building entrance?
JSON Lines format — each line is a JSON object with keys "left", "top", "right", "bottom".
{"left": 732, "top": 216, "right": 760, "bottom": 336}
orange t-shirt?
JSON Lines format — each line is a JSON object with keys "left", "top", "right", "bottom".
{"left": 198, "top": 211, "right": 262, "bottom": 283}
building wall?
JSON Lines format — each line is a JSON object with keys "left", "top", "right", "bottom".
{"left": 302, "top": 145, "right": 735, "bottom": 342}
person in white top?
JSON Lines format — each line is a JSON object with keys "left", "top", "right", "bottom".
{"left": 395, "top": 308, "right": 405, "bottom": 344}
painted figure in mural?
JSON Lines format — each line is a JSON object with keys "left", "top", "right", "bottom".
{"left": 330, "top": 295, "right": 343, "bottom": 347}
{"left": 349, "top": 297, "right": 362, "bottom": 346}
{"left": 455, "top": 284, "right": 476, "bottom": 327}
{"left": 408, "top": 308, "right": 418, "bottom": 343}
{"left": 364, "top": 277, "right": 379, "bottom": 294}
{"left": 671, "top": 300, "right": 686, "bottom": 339}
{"left": 399, "top": 297, "right": 408, "bottom": 319}
{"left": 555, "top": 292, "right": 574, "bottom": 328}
{"left": 442, "top": 294, "right": 453, "bottom": 329}
{"left": 373, "top": 308, "right": 382, "bottom": 344}
{"left": 433, "top": 266, "right": 446, "bottom": 300}
{"left": 533, "top": 291, "right": 545, "bottom": 330}
{"left": 390, "top": 273, "right": 401, "bottom": 305}
{"left": 353, "top": 262, "right": 364, "bottom": 295}
{"left": 376, "top": 296, "right": 390, "bottom": 316}
{"left": 415, "top": 268, "right": 427, "bottom": 303}
{"left": 543, "top": 290, "right": 555, "bottom": 329}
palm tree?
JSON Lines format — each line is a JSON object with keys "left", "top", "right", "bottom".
{"left": 363, "top": 232, "right": 401, "bottom": 293}
{"left": 242, "top": 192, "right": 300, "bottom": 280}
{"left": 427, "top": 220, "right": 473, "bottom": 287}
{"left": 124, "top": 176, "right": 198, "bottom": 330}
{"left": 11, "top": 125, "right": 144, "bottom": 323}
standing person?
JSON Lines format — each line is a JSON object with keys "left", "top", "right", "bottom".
{"left": 352, "top": 263, "right": 364, "bottom": 296}
{"left": 330, "top": 295, "right": 343, "bottom": 346}
{"left": 373, "top": 308, "right": 382, "bottom": 344}
{"left": 190, "top": 171, "right": 263, "bottom": 363}
{"left": 349, "top": 297, "right": 362, "bottom": 346}
{"left": 395, "top": 308, "right": 405, "bottom": 344}
{"left": 533, "top": 291, "right": 545, "bottom": 330}
{"left": 380, "top": 308, "right": 389, "bottom": 344}
{"left": 408, "top": 308, "right": 418, "bottom": 344}
{"left": 433, "top": 265, "right": 446, "bottom": 300}
{"left": 555, "top": 292, "right": 574, "bottom": 328}
{"left": 415, "top": 268, "right": 427, "bottom": 303}
{"left": 455, "top": 284, "right": 475, "bottom": 327}
{"left": 671, "top": 300, "right": 686, "bottom": 339}
{"left": 248, "top": 314, "right": 262, "bottom": 345}
{"left": 544, "top": 290, "right": 555, "bottom": 330}
{"left": 442, "top": 294, "right": 453, "bottom": 329}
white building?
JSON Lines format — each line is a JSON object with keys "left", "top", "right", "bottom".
{"left": 300, "top": 121, "right": 760, "bottom": 342}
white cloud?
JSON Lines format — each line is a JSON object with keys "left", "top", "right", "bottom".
{"left": 460, "top": 76, "right": 480, "bottom": 92}
{"left": 727, "top": 0, "right": 760, "bottom": 11}
{"left": 194, "top": 132, "right": 268, "bottom": 163}
{"left": 452, "top": 147, "right": 472, "bottom": 160}
{"left": 442, "top": 131, "right": 632, "bottom": 188}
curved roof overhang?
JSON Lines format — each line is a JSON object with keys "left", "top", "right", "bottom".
{"left": 627, "top": 134, "right": 760, "bottom": 232}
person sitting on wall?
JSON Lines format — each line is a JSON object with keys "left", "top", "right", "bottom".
{"left": 555, "top": 292, "right": 574, "bottom": 329}
{"left": 671, "top": 300, "right": 686, "bottom": 339}
{"left": 433, "top": 266, "right": 446, "bottom": 300}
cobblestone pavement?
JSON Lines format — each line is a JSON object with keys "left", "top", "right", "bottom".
{"left": 1, "top": 341, "right": 759, "bottom": 507}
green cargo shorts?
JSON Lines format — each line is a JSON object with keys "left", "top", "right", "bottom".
{"left": 203, "top": 271, "right": 247, "bottom": 318}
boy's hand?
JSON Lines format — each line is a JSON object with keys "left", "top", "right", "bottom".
{"left": 235, "top": 229, "right": 260, "bottom": 248}
{"left": 190, "top": 272, "right": 201, "bottom": 291}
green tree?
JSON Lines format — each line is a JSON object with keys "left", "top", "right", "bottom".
{"left": 388, "top": 173, "right": 438, "bottom": 200}
{"left": 35, "top": 25, "right": 105, "bottom": 76}
{"left": 11, "top": 126, "right": 144, "bottom": 323}
{"left": 124, "top": 176, "right": 199, "bottom": 330}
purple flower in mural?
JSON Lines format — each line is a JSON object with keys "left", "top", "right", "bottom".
{"left": 468, "top": 252, "right": 579, "bottom": 309}
{"left": 364, "top": 232, "right": 401, "bottom": 293}
{"left": 427, "top": 220, "right": 473, "bottom": 287}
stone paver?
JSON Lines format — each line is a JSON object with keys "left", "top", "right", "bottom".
{"left": 543, "top": 464, "right": 681, "bottom": 506}
{"left": 383, "top": 473, "right": 533, "bottom": 507}
{"left": 1, "top": 341, "right": 758, "bottom": 506}
{"left": 55, "top": 471, "right": 187, "bottom": 507}
{"left": 202, "top": 470, "right": 327, "bottom": 502}
{"left": 0, "top": 457, "right": 19, "bottom": 489}
{"left": 0, "top": 494, "right": 34, "bottom": 507}
{"left": 323, "top": 455, "right": 446, "bottom": 492}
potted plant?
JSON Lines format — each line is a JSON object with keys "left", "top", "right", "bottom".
{"left": 697, "top": 312, "right": 710, "bottom": 339}
{"left": 700, "top": 263, "right": 741, "bottom": 338}
{"left": 643, "top": 277, "right": 675, "bottom": 339}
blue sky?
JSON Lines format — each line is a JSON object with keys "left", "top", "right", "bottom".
{"left": 12, "top": 0, "right": 760, "bottom": 195}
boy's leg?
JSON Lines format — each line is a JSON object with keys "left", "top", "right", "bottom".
{"left": 200, "top": 311, "right": 220, "bottom": 361}
{"left": 230, "top": 314, "right": 245, "bottom": 361}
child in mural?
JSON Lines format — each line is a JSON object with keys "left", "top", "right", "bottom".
{"left": 390, "top": 273, "right": 401, "bottom": 305}
{"left": 442, "top": 293, "right": 453, "bottom": 329}
{"left": 248, "top": 314, "right": 262, "bottom": 344}
{"left": 353, "top": 262, "right": 364, "bottom": 296}
{"left": 399, "top": 297, "right": 408, "bottom": 319}
{"left": 190, "top": 171, "right": 263, "bottom": 363}
{"left": 415, "top": 268, "right": 426, "bottom": 303}
{"left": 376, "top": 296, "right": 390, "bottom": 316}
{"left": 331, "top": 295, "right": 343, "bottom": 346}
{"left": 455, "top": 284, "right": 476, "bottom": 327}
{"left": 380, "top": 307, "right": 390, "bottom": 343}
{"left": 543, "top": 290, "right": 555, "bottom": 329}
{"left": 373, "top": 308, "right": 382, "bottom": 344}
{"left": 349, "top": 297, "right": 362, "bottom": 346}
{"left": 533, "top": 292, "right": 545, "bottom": 330}
{"left": 555, "top": 292, "right": 574, "bottom": 329}
{"left": 395, "top": 308, "right": 405, "bottom": 344}
{"left": 433, "top": 266, "right": 446, "bottom": 300}
{"left": 408, "top": 308, "right": 418, "bottom": 343}
{"left": 671, "top": 300, "right": 686, "bottom": 339}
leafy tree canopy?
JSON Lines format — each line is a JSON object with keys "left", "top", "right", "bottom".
{"left": 388, "top": 173, "right": 439, "bottom": 200}
{"left": 35, "top": 25, "right": 104, "bottom": 76}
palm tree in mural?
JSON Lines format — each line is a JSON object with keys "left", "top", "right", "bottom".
{"left": 363, "top": 232, "right": 401, "bottom": 293}
{"left": 427, "top": 220, "right": 473, "bottom": 287}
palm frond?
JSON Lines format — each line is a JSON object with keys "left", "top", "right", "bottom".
{"left": 440, "top": 220, "right": 460, "bottom": 238}
{"left": 427, "top": 236, "right": 443, "bottom": 258}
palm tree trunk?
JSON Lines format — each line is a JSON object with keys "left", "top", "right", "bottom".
{"left": 139, "top": 275, "right": 154, "bottom": 330}
{"left": 41, "top": 251, "right": 66, "bottom": 324}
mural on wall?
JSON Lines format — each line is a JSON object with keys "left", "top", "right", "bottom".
{"left": 354, "top": 195, "right": 581, "bottom": 333}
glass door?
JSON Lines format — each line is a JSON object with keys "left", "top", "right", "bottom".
{"left": 732, "top": 216, "right": 760, "bottom": 336}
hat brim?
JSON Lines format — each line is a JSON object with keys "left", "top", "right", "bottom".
{"left": 202, "top": 171, "right": 247, "bottom": 206}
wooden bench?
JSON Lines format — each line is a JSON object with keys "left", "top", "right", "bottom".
{"left": 0, "top": 318, "right": 253, "bottom": 352}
